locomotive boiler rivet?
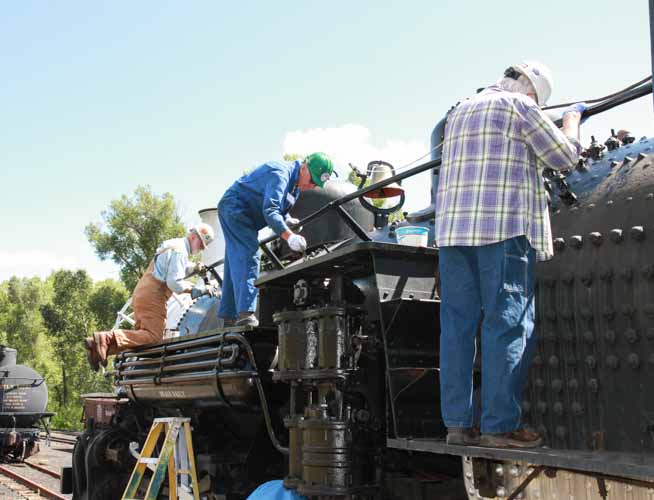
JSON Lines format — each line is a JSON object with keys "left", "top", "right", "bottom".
{"left": 609, "top": 229, "right": 623, "bottom": 243}
{"left": 605, "top": 330, "right": 616, "bottom": 343}
{"left": 599, "top": 268, "right": 613, "bottom": 281}
{"left": 624, "top": 328, "right": 639, "bottom": 343}
{"left": 555, "top": 426, "right": 567, "bottom": 439}
{"left": 630, "top": 226, "right": 645, "bottom": 241}
{"left": 553, "top": 238, "right": 566, "bottom": 251}
{"left": 622, "top": 304, "right": 636, "bottom": 317}
{"left": 549, "top": 355, "right": 559, "bottom": 368}
{"left": 567, "top": 355, "right": 577, "bottom": 366}
{"left": 553, "top": 402, "right": 564, "bottom": 416}
{"left": 628, "top": 353, "right": 640, "bottom": 369}
{"left": 552, "top": 379, "right": 562, "bottom": 392}
{"left": 606, "top": 355, "right": 619, "bottom": 370}
{"left": 589, "top": 232, "right": 603, "bottom": 246}
{"left": 621, "top": 267, "right": 634, "bottom": 281}
{"left": 532, "top": 355, "right": 543, "bottom": 366}
{"left": 583, "top": 330, "right": 595, "bottom": 343}
{"left": 522, "top": 401, "right": 531, "bottom": 413}
{"left": 569, "top": 235, "right": 583, "bottom": 248}
{"left": 585, "top": 355, "right": 597, "bottom": 369}
{"left": 602, "top": 307, "right": 616, "bottom": 320}
{"left": 588, "top": 379, "right": 599, "bottom": 392}
{"left": 641, "top": 265, "right": 654, "bottom": 280}
{"left": 535, "top": 378, "right": 545, "bottom": 389}
{"left": 537, "top": 401, "right": 547, "bottom": 414}
{"left": 572, "top": 402, "right": 584, "bottom": 416}
{"left": 568, "top": 378, "right": 579, "bottom": 390}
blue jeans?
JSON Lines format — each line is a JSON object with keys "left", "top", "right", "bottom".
{"left": 438, "top": 236, "right": 536, "bottom": 434}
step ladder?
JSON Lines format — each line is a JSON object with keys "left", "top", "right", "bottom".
{"left": 122, "top": 417, "right": 200, "bottom": 500}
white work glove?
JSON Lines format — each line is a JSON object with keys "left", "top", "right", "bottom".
{"left": 287, "top": 233, "right": 307, "bottom": 253}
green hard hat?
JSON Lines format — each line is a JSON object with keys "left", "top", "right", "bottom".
{"left": 304, "top": 152, "right": 334, "bottom": 188}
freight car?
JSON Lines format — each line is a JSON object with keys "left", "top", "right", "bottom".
{"left": 69, "top": 82, "right": 654, "bottom": 499}
{"left": 0, "top": 346, "right": 52, "bottom": 461}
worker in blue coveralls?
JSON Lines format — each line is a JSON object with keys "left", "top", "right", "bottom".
{"left": 218, "top": 153, "right": 334, "bottom": 327}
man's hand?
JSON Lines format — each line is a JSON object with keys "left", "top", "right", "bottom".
{"left": 191, "top": 285, "right": 209, "bottom": 300}
{"left": 287, "top": 233, "right": 307, "bottom": 253}
{"left": 563, "top": 102, "right": 588, "bottom": 124}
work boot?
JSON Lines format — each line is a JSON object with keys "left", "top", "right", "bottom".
{"left": 479, "top": 428, "right": 542, "bottom": 449}
{"left": 84, "top": 338, "right": 100, "bottom": 372}
{"left": 446, "top": 427, "right": 480, "bottom": 446}
{"left": 235, "top": 313, "right": 259, "bottom": 327}
{"left": 93, "top": 331, "right": 116, "bottom": 368}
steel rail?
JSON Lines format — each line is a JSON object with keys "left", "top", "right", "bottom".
{"left": 24, "top": 461, "right": 61, "bottom": 479}
{"left": 0, "top": 464, "right": 67, "bottom": 500}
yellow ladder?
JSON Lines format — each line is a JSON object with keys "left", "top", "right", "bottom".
{"left": 122, "top": 417, "right": 200, "bottom": 500}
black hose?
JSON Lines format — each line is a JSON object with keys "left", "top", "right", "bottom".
{"left": 552, "top": 81, "right": 653, "bottom": 128}
{"left": 543, "top": 75, "right": 652, "bottom": 110}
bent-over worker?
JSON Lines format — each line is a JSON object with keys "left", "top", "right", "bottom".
{"left": 218, "top": 153, "right": 333, "bottom": 327}
{"left": 84, "top": 223, "right": 215, "bottom": 371}
{"left": 435, "top": 61, "right": 585, "bottom": 448}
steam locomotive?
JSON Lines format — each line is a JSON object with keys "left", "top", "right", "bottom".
{"left": 69, "top": 102, "right": 654, "bottom": 499}
{"left": 0, "top": 346, "right": 51, "bottom": 461}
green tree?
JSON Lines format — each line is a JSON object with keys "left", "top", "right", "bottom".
{"left": 283, "top": 153, "right": 302, "bottom": 161}
{"left": 85, "top": 186, "right": 185, "bottom": 290}
{"left": 88, "top": 279, "right": 129, "bottom": 330}
{"left": 0, "top": 277, "right": 53, "bottom": 369}
{"left": 40, "top": 270, "right": 97, "bottom": 408}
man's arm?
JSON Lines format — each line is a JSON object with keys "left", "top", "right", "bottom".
{"left": 165, "top": 252, "right": 195, "bottom": 294}
{"left": 262, "top": 169, "right": 292, "bottom": 236}
{"left": 521, "top": 103, "right": 582, "bottom": 171}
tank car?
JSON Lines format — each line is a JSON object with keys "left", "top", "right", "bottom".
{"left": 0, "top": 346, "right": 51, "bottom": 461}
{"left": 69, "top": 102, "right": 654, "bottom": 499}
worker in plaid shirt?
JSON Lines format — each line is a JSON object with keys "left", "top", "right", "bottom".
{"left": 435, "top": 61, "right": 585, "bottom": 448}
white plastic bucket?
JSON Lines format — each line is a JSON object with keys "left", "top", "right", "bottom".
{"left": 395, "top": 226, "right": 429, "bottom": 247}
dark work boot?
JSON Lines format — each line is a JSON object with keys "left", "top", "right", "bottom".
{"left": 93, "top": 331, "right": 116, "bottom": 367}
{"left": 446, "top": 427, "right": 480, "bottom": 446}
{"left": 236, "top": 313, "right": 259, "bottom": 327}
{"left": 479, "top": 428, "right": 542, "bottom": 448}
{"left": 84, "top": 338, "right": 100, "bottom": 372}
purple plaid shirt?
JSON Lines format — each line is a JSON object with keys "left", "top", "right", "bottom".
{"left": 435, "top": 86, "right": 581, "bottom": 261}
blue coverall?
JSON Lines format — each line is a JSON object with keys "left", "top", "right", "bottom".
{"left": 218, "top": 161, "right": 301, "bottom": 320}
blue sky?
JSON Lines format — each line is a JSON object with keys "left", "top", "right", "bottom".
{"left": 2, "top": 1, "right": 652, "bottom": 281}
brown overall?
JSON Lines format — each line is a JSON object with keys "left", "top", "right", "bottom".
{"left": 112, "top": 259, "right": 173, "bottom": 352}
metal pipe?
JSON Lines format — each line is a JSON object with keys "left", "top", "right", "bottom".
{"left": 116, "top": 370, "right": 257, "bottom": 386}
{"left": 116, "top": 349, "right": 238, "bottom": 378}
{"left": 116, "top": 345, "right": 237, "bottom": 368}
{"left": 224, "top": 333, "right": 289, "bottom": 456}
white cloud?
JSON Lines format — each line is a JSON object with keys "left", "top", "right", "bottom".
{"left": 0, "top": 251, "right": 82, "bottom": 281}
{"left": 283, "top": 124, "right": 433, "bottom": 212}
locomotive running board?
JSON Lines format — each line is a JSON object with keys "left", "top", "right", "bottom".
{"left": 386, "top": 438, "right": 654, "bottom": 480}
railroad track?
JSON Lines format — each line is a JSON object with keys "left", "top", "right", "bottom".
{"left": 0, "top": 463, "right": 67, "bottom": 499}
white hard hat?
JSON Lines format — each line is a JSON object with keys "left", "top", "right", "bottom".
{"left": 189, "top": 223, "right": 215, "bottom": 249}
{"left": 510, "top": 61, "right": 553, "bottom": 105}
